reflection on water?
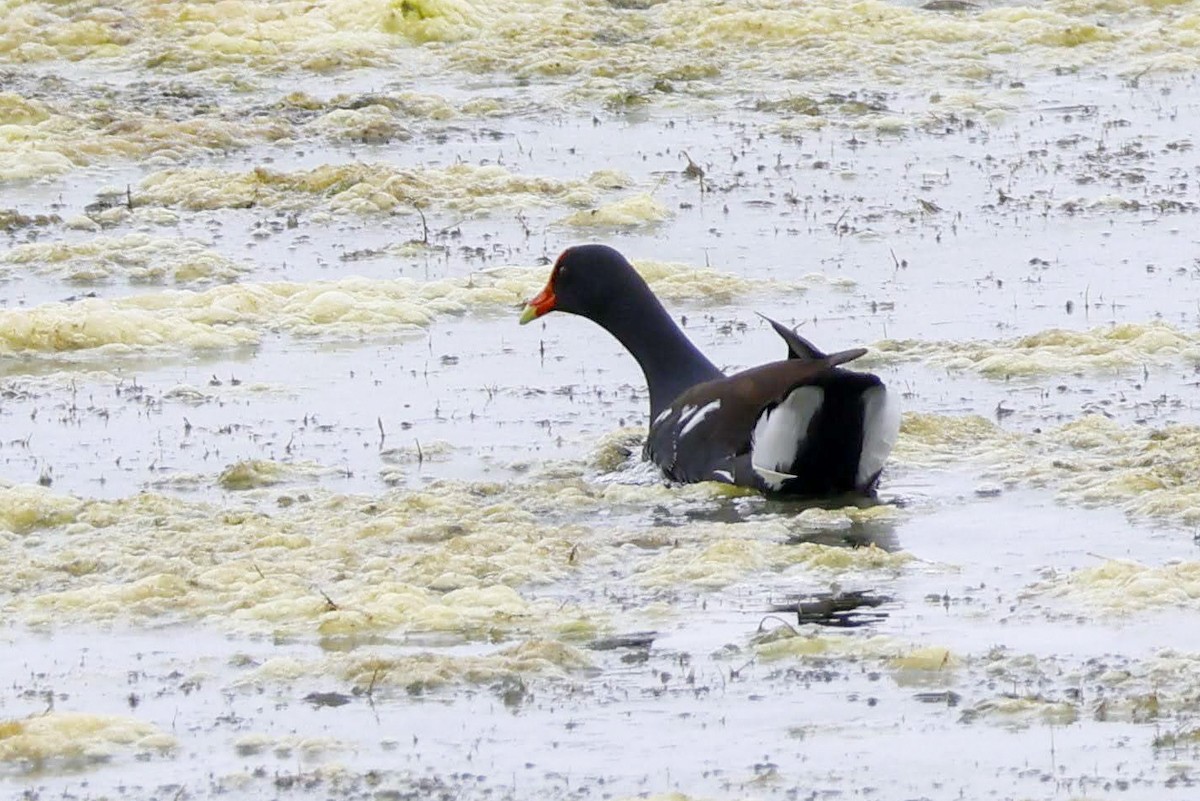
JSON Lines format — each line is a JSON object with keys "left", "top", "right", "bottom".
{"left": 785, "top": 516, "right": 902, "bottom": 552}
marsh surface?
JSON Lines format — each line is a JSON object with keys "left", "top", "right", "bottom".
{"left": 3, "top": 1, "right": 1200, "bottom": 798}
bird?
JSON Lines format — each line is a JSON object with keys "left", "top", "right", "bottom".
{"left": 519, "top": 244, "right": 900, "bottom": 497}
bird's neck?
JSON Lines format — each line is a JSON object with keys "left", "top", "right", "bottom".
{"left": 595, "top": 292, "right": 722, "bottom": 421}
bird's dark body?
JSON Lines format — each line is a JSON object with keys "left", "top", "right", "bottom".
{"left": 644, "top": 363, "right": 885, "bottom": 495}
{"left": 521, "top": 244, "right": 899, "bottom": 498}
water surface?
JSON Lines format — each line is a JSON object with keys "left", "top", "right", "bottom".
{"left": 3, "top": 0, "right": 1200, "bottom": 798}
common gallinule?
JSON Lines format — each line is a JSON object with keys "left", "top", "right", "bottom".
{"left": 519, "top": 244, "right": 900, "bottom": 497}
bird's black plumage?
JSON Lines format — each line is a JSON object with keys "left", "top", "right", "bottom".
{"left": 520, "top": 244, "right": 899, "bottom": 497}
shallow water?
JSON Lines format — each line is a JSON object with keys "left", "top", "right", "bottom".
{"left": 4, "top": 0, "right": 1200, "bottom": 799}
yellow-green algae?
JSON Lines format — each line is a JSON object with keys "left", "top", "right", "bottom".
{"left": 559, "top": 193, "right": 672, "bottom": 229}
{"left": 283, "top": 90, "right": 464, "bottom": 122}
{"left": 4, "top": 0, "right": 1193, "bottom": 187}
{"left": 1024, "top": 558, "right": 1200, "bottom": 613}
{"left": 218, "top": 459, "right": 288, "bottom": 490}
{"left": 587, "top": 427, "right": 652, "bottom": 474}
{"left": 0, "top": 292, "right": 262, "bottom": 354}
{"left": 380, "top": 440, "right": 455, "bottom": 465}
{"left": 892, "top": 410, "right": 1200, "bottom": 526}
{"left": 755, "top": 628, "right": 956, "bottom": 672}
{"left": 875, "top": 322, "right": 1200, "bottom": 378}
{"left": 1091, "top": 650, "right": 1200, "bottom": 723}
{"left": 0, "top": 262, "right": 804, "bottom": 356}
{"left": 756, "top": 625, "right": 1200, "bottom": 730}
{"left": 964, "top": 695, "right": 1081, "bottom": 727}
{"left": 0, "top": 90, "right": 271, "bottom": 182}
{"left": 2, "top": 483, "right": 592, "bottom": 636}
{"left": 1001, "top": 415, "right": 1200, "bottom": 526}
{"left": 241, "top": 638, "right": 591, "bottom": 691}
{"left": 0, "top": 234, "right": 251, "bottom": 285}
{"left": 0, "top": 712, "right": 174, "bottom": 764}
{"left": 0, "top": 485, "right": 85, "bottom": 534}
{"left": 892, "top": 412, "right": 1019, "bottom": 467}
{"left": 787, "top": 503, "right": 897, "bottom": 532}
{"left": 0, "top": 470, "right": 907, "bottom": 640}
{"left": 965, "top": 646, "right": 1200, "bottom": 727}
{"left": 0, "top": 0, "right": 1195, "bottom": 200}
{"left": 134, "top": 163, "right": 628, "bottom": 216}
{"left": 4, "top": 0, "right": 1199, "bottom": 94}
{"left": 635, "top": 516, "right": 909, "bottom": 589}
{"left": 578, "top": 410, "right": 1200, "bottom": 538}
{"left": 307, "top": 104, "right": 410, "bottom": 142}
{"left": 0, "top": 86, "right": 509, "bottom": 183}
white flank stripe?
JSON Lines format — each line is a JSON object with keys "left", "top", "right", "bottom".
{"left": 678, "top": 400, "right": 721, "bottom": 440}
{"left": 712, "top": 469, "right": 734, "bottom": 483}
{"left": 856, "top": 385, "right": 901, "bottom": 489}
{"left": 751, "top": 464, "right": 798, "bottom": 491}
{"left": 652, "top": 406, "right": 674, "bottom": 428}
{"left": 751, "top": 386, "right": 823, "bottom": 474}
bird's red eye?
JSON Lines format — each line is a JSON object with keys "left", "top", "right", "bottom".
{"left": 552, "top": 250, "right": 572, "bottom": 283}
